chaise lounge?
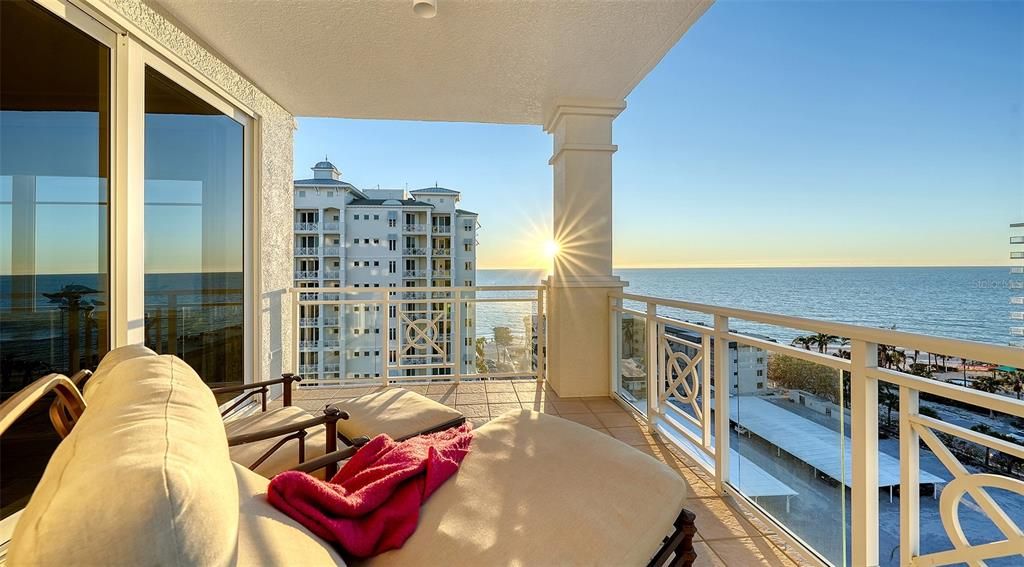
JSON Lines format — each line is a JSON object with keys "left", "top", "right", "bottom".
{"left": 5, "top": 353, "right": 696, "bottom": 566}
{"left": 78, "top": 345, "right": 467, "bottom": 478}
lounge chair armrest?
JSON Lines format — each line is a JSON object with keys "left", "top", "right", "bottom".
{"left": 211, "top": 373, "right": 302, "bottom": 395}
{"left": 227, "top": 406, "right": 348, "bottom": 447}
{"left": 289, "top": 446, "right": 359, "bottom": 475}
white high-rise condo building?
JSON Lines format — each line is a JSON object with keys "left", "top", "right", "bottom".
{"left": 293, "top": 159, "right": 479, "bottom": 382}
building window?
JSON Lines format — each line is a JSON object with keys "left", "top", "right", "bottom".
{"left": 390, "top": 328, "right": 397, "bottom": 340}
{"left": 363, "top": 214, "right": 369, "bottom": 220}
{"left": 363, "top": 238, "right": 370, "bottom": 244}
{"left": 389, "top": 239, "right": 397, "bottom": 251}
{"left": 756, "top": 369, "right": 764, "bottom": 377}
{"left": 299, "top": 190, "right": 306, "bottom": 197}
{"left": 464, "top": 261, "right": 472, "bottom": 270}
{"left": 389, "top": 261, "right": 396, "bottom": 274}
{"left": 389, "top": 305, "right": 397, "bottom": 317}
{"left": 354, "top": 329, "right": 360, "bottom": 335}
{"left": 464, "top": 280, "right": 473, "bottom": 286}
{"left": 373, "top": 214, "right": 379, "bottom": 220}
{"left": 388, "top": 219, "right": 396, "bottom": 227}
{"left": 327, "top": 191, "right": 333, "bottom": 197}
{"left": 464, "top": 243, "right": 472, "bottom": 252}
{"left": 373, "top": 261, "right": 379, "bottom": 267}
{"left": 373, "top": 239, "right": 379, "bottom": 245}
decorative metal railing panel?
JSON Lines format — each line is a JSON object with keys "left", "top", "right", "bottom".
{"left": 609, "top": 291, "right": 1024, "bottom": 567}
{"left": 290, "top": 285, "right": 546, "bottom": 387}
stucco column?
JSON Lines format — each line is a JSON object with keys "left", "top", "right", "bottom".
{"left": 543, "top": 99, "right": 627, "bottom": 398}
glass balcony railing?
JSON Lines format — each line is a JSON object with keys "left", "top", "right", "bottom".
{"left": 289, "top": 285, "right": 546, "bottom": 387}
{"left": 609, "top": 292, "right": 1024, "bottom": 567}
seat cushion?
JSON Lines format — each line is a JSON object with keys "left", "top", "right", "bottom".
{"left": 10, "top": 355, "right": 239, "bottom": 566}
{"left": 226, "top": 406, "right": 328, "bottom": 478}
{"left": 336, "top": 388, "right": 463, "bottom": 442}
{"left": 234, "top": 463, "right": 346, "bottom": 566}
{"left": 362, "top": 410, "right": 687, "bottom": 567}
{"left": 82, "top": 343, "right": 157, "bottom": 401}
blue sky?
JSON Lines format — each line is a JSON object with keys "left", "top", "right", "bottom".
{"left": 293, "top": 0, "right": 1024, "bottom": 269}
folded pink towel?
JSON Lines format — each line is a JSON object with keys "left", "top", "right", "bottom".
{"left": 267, "top": 423, "right": 473, "bottom": 558}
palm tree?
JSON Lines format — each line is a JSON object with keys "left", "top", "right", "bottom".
{"left": 791, "top": 336, "right": 813, "bottom": 350}
{"left": 1000, "top": 369, "right": 1024, "bottom": 400}
{"left": 809, "top": 333, "right": 840, "bottom": 354}
{"left": 972, "top": 373, "right": 1004, "bottom": 418}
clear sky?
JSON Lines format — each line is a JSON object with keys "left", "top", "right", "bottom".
{"left": 294, "top": 0, "right": 1024, "bottom": 270}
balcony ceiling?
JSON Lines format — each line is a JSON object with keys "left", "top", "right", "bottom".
{"left": 144, "top": 0, "right": 712, "bottom": 124}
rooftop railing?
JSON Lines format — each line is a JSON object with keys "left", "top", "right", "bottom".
{"left": 289, "top": 285, "right": 545, "bottom": 386}
{"left": 609, "top": 291, "right": 1024, "bottom": 567}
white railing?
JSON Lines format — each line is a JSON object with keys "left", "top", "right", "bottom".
{"left": 323, "top": 271, "right": 341, "bottom": 280}
{"left": 298, "top": 340, "right": 320, "bottom": 349}
{"left": 294, "top": 270, "right": 320, "bottom": 279}
{"left": 294, "top": 222, "right": 319, "bottom": 231}
{"left": 1012, "top": 252, "right": 1024, "bottom": 259}
{"left": 433, "top": 248, "right": 451, "bottom": 257}
{"left": 323, "top": 246, "right": 341, "bottom": 256}
{"left": 323, "top": 222, "right": 341, "bottom": 232}
{"left": 433, "top": 270, "right": 451, "bottom": 278}
{"left": 403, "top": 270, "right": 427, "bottom": 278}
{"left": 322, "top": 363, "right": 341, "bottom": 373}
{"left": 1010, "top": 236, "right": 1024, "bottom": 244}
{"left": 432, "top": 225, "right": 451, "bottom": 234}
{"left": 299, "top": 363, "right": 319, "bottom": 373}
{"left": 299, "top": 317, "right": 320, "bottom": 327}
{"left": 295, "top": 246, "right": 321, "bottom": 256}
{"left": 290, "top": 285, "right": 546, "bottom": 387}
{"left": 609, "top": 291, "right": 1024, "bottom": 567}
{"left": 403, "top": 224, "right": 427, "bottom": 233}
{"left": 403, "top": 247, "right": 427, "bottom": 256}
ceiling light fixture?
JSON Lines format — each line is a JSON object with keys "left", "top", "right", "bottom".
{"left": 413, "top": 0, "right": 437, "bottom": 19}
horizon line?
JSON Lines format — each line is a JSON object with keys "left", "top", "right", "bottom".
{"left": 476, "top": 263, "right": 1012, "bottom": 271}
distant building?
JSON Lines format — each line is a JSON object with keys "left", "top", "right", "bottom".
{"left": 653, "top": 324, "right": 771, "bottom": 397}
{"left": 1012, "top": 222, "right": 1024, "bottom": 347}
{"left": 293, "top": 159, "right": 479, "bottom": 382}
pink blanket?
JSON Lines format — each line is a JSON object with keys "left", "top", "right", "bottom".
{"left": 267, "top": 423, "right": 473, "bottom": 558}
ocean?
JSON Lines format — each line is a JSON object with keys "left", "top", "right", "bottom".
{"left": 478, "top": 266, "right": 1017, "bottom": 347}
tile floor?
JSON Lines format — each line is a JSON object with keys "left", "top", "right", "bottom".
{"left": 274, "top": 379, "right": 817, "bottom": 566}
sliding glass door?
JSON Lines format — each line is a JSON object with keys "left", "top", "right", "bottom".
{"left": 0, "top": 0, "right": 112, "bottom": 518}
{"left": 143, "top": 67, "right": 246, "bottom": 388}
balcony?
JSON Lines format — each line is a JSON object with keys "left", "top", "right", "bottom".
{"left": 1011, "top": 236, "right": 1024, "bottom": 244}
{"left": 294, "top": 246, "right": 320, "bottom": 256}
{"left": 432, "top": 225, "right": 451, "bottom": 234}
{"left": 323, "top": 222, "right": 341, "bottom": 232}
{"left": 433, "top": 249, "right": 451, "bottom": 257}
{"left": 403, "top": 224, "right": 427, "bottom": 233}
{"left": 403, "top": 247, "right": 427, "bottom": 256}
{"left": 322, "top": 246, "right": 341, "bottom": 256}
{"left": 294, "top": 222, "right": 319, "bottom": 232}
{"left": 294, "top": 270, "right": 320, "bottom": 280}
{"left": 433, "top": 269, "right": 451, "bottom": 278}
{"left": 403, "top": 270, "right": 427, "bottom": 278}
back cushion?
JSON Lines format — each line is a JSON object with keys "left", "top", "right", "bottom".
{"left": 82, "top": 343, "right": 157, "bottom": 401}
{"left": 9, "top": 355, "right": 240, "bottom": 566}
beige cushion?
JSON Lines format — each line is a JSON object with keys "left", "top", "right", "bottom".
{"left": 234, "top": 463, "right": 346, "bottom": 566}
{"left": 336, "top": 388, "right": 463, "bottom": 442}
{"left": 226, "top": 406, "right": 328, "bottom": 478}
{"left": 10, "top": 355, "right": 240, "bottom": 566}
{"left": 82, "top": 343, "right": 157, "bottom": 401}
{"left": 362, "top": 410, "right": 687, "bottom": 567}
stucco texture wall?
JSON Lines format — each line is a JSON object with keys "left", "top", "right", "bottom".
{"left": 107, "top": 0, "right": 296, "bottom": 382}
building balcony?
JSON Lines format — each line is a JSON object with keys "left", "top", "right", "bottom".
{"left": 322, "top": 363, "right": 341, "bottom": 373}
{"left": 294, "top": 270, "right": 320, "bottom": 279}
{"left": 403, "top": 248, "right": 427, "bottom": 256}
{"left": 433, "top": 270, "right": 451, "bottom": 278}
{"left": 298, "top": 363, "right": 319, "bottom": 373}
{"left": 403, "top": 270, "right": 427, "bottom": 278}
{"left": 1012, "top": 251, "right": 1024, "bottom": 259}
{"left": 294, "top": 222, "right": 319, "bottom": 232}
{"left": 294, "top": 247, "right": 320, "bottom": 256}
{"left": 298, "top": 317, "right": 320, "bottom": 327}
{"left": 323, "top": 222, "right": 341, "bottom": 232}
{"left": 323, "top": 271, "right": 342, "bottom": 280}
{"left": 432, "top": 226, "right": 451, "bottom": 234}
{"left": 322, "top": 246, "right": 341, "bottom": 256}
{"left": 1012, "top": 327, "right": 1024, "bottom": 336}
{"left": 433, "top": 249, "right": 451, "bottom": 257}
{"left": 403, "top": 224, "right": 427, "bottom": 233}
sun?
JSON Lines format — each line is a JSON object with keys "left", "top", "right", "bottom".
{"left": 543, "top": 239, "right": 560, "bottom": 259}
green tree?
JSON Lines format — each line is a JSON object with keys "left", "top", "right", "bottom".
{"left": 999, "top": 369, "right": 1024, "bottom": 400}
{"left": 809, "top": 333, "right": 840, "bottom": 354}
{"left": 791, "top": 336, "right": 813, "bottom": 350}
{"left": 972, "top": 373, "right": 1004, "bottom": 418}
{"left": 768, "top": 354, "right": 841, "bottom": 405}
{"left": 475, "top": 337, "right": 488, "bottom": 373}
